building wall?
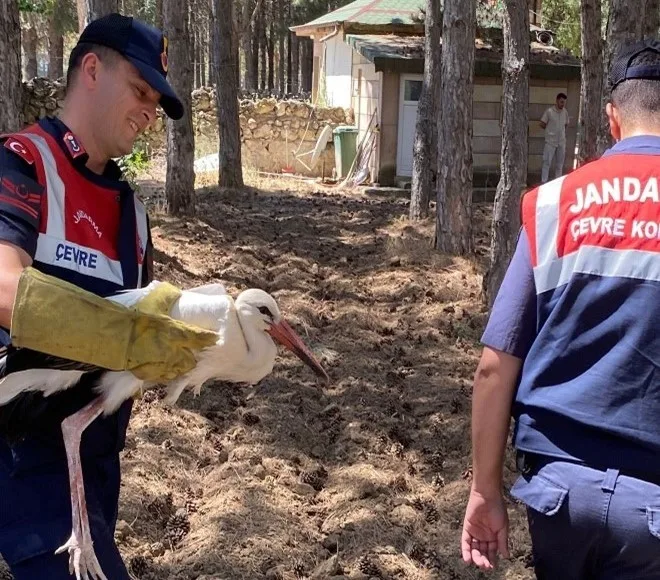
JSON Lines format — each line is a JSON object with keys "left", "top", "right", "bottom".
{"left": 350, "top": 49, "right": 382, "bottom": 181}
{"left": 324, "top": 36, "right": 353, "bottom": 108}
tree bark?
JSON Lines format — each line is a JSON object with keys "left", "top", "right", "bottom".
{"left": 286, "top": 0, "right": 292, "bottom": 94}
{"left": 435, "top": 0, "right": 476, "bottom": 255}
{"left": 410, "top": 0, "right": 441, "bottom": 221}
{"left": 485, "top": 0, "right": 529, "bottom": 307}
{"left": 22, "top": 20, "right": 38, "bottom": 80}
{"left": 164, "top": 0, "right": 196, "bottom": 215}
{"left": 291, "top": 33, "right": 299, "bottom": 93}
{"left": 214, "top": 0, "right": 244, "bottom": 187}
{"left": 208, "top": 5, "right": 217, "bottom": 86}
{"left": 242, "top": 0, "right": 256, "bottom": 91}
{"left": 597, "top": 0, "right": 638, "bottom": 155}
{"left": 644, "top": 0, "right": 660, "bottom": 37}
{"left": 0, "top": 0, "right": 22, "bottom": 133}
{"left": 301, "top": 37, "right": 312, "bottom": 92}
{"left": 259, "top": 2, "right": 266, "bottom": 90}
{"left": 267, "top": 21, "right": 274, "bottom": 91}
{"left": 47, "top": 7, "right": 64, "bottom": 80}
{"left": 76, "top": 0, "right": 118, "bottom": 31}
{"left": 278, "top": 0, "right": 285, "bottom": 95}
{"left": 576, "top": 0, "right": 602, "bottom": 166}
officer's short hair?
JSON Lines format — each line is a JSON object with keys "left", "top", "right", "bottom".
{"left": 610, "top": 41, "right": 660, "bottom": 123}
{"left": 66, "top": 43, "right": 121, "bottom": 89}
{"left": 557, "top": 92, "right": 567, "bottom": 100}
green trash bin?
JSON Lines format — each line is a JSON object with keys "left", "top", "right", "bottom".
{"left": 333, "top": 126, "right": 358, "bottom": 179}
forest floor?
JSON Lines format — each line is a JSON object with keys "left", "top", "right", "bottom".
{"left": 109, "top": 164, "right": 535, "bottom": 580}
{"left": 0, "top": 164, "right": 535, "bottom": 580}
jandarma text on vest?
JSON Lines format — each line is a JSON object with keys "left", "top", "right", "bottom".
{"left": 566, "top": 177, "right": 660, "bottom": 241}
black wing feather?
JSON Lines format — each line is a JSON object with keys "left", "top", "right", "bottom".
{"left": 0, "top": 347, "right": 105, "bottom": 443}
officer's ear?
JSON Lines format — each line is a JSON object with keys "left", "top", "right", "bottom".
{"left": 606, "top": 102, "right": 622, "bottom": 142}
{"left": 78, "top": 52, "right": 101, "bottom": 89}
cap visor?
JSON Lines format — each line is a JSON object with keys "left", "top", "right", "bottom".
{"left": 128, "top": 57, "right": 184, "bottom": 120}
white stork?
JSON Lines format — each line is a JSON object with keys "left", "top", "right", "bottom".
{"left": 0, "top": 281, "right": 329, "bottom": 580}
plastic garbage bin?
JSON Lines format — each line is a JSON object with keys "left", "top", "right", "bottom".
{"left": 333, "top": 125, "right": 358, "bottom": 179}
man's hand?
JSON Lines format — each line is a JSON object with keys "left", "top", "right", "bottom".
{"left": 461, "top": 488, "right": 510, "bottom": 569}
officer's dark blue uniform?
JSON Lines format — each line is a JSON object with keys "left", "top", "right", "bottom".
{"left": 482, "top": 40, "right": 660, "bottom": 579}
{"left": 0, "top": 10, "right": 186, "bottom": 577}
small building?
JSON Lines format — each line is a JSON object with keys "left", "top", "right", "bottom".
{"left": 291, "top": 0, "right": 581, "bottom": 186}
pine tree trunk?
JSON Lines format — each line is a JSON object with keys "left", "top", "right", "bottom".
{"left": 301, "top": 37, "right": 312, "bottom": 92}
{"left": 259, "top": 3, "right": 266, "bottom": 90}
{"left": 291, "top": 33, "right": 299, "bottom": 93}
{"left": 267, "top": 21, "right": 274, "bottom": 91}
{"left": 47, "top": 9, "right": 64, "bottom": 80}
{"left": 410, "top": 0, "right": 440, "bottom": 221}
{"left": 435, "top": 0, "right": 476, "bottom": 255}
{"left": 286, "top": 0, "right": 292, "bottom": 94}
{"left": 214, "top": 0, "right": 244, "bottom": 187}
{"left": 200, "top": 14, "right": 207, "bottom": 87}
{"left": 76, "top": 0, "right": 118, "bottom": 31}
{"left": 0, "top": 0, "right": 22, "bottom": 133}
{"left": 645, "top": 0, "right": 660, "bottom": 36}
{"left": 164, "top": 0, "right": 196, "bottom": 215}
{"left": 485, "top": 0, "right": 529, "bottom": 306}
{"left": 577, "top": 0, "right": 602, "bottom": 166}
{"left": 242, "top": 0, "right": 256, "bottom": 91}
{"left": 597, "top": 0, "right": 637, "bottom": 155}
{"left": 22, "top": 21, "right": 38, "bottom": 80}
{"left": 278, "top": 0, "right": 285, "bottom": 95}
{"left": 208, "top": 5, "right": 216, "bottom": 86}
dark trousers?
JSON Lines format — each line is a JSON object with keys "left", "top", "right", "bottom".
{"left": 512, "top": 454, "right": 660, "bottom": 579}
{"left": 0, "top": 444, "right": 129, "bottom": 579}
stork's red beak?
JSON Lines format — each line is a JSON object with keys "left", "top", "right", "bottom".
{"left": 266, "top": 320, "right": 329, "bottom": 382}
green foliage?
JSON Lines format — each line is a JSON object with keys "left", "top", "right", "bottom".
{"left": 18, "top": 0, "right": 54, "bottom": 13}
{"left": 291, "top": 0, "right": 353, "bottom": 25}
{"left": 117, "top": 143, "right": 150, "bottom": 190}
{"left": 476, "top": 0, "right": 505, "bottom": 28}
{"left": 538, "top": 0, "right": 581, "bottom": 55}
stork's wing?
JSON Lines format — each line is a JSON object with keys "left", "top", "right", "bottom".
{"left": 187, "top": 283, "right": 228, "bottom": 296}
{"left": 106, "top": 281, "right": 161, "bottom": 308}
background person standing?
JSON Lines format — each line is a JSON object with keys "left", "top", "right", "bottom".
{"left": 540, "top": 92, "right": 569, "bottom": 182}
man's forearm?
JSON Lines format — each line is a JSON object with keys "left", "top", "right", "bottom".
{"left": 471, "top": 347, "right": 522, "bottom": 498}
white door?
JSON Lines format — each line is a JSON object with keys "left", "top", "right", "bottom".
{"left": 396, "top": 74, "right": 423, "bottom": 178}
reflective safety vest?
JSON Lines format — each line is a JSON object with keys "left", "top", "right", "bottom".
{"left": 4, "top": 123, "right": 149, "bottom": 296}
{"left": 514, "top": 152, "right": 660, "bottom": 472}
{"left": 0, "top": 119, "right": 151, "bottom": 465}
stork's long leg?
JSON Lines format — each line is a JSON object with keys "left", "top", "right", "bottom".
{"left": 54, "top": 397, "right": 108, "bottom": 580}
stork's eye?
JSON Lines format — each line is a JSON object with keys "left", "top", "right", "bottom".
{"left": 258, "top": 306, "right": 273, "bottom": 318}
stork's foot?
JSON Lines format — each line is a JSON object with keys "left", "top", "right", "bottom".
{"left": 55, "top": 531, "right": 107, "bottom": 580}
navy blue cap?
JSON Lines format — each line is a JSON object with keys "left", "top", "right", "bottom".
{"left": 77, "top": 13, "right": 183, "bottom": 120}
{"left": 609, "top": 38, "right": 660, "bottom": 91}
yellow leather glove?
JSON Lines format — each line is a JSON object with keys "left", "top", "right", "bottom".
{"left": 10, "top": 267, "right": 218, "bottom": 382}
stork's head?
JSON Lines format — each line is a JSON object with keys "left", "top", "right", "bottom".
{"left": 236, "top": 289, "right": 329, "bottom": 382}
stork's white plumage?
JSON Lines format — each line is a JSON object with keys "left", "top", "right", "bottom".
{"left": 0, "top": 281, "right": 328, "bottom": 580}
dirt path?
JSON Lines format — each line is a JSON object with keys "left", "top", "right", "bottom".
{"left": 116, "top": 176, "right": 534, "bottom": 580}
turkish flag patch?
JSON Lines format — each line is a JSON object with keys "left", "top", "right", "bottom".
{"left": 4, "top": 138, "right": 34, "bottom": 165}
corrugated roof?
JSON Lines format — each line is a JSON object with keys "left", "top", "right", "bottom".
{"left": 345, "top": 33, "right": 581, "bottom": 75}
{"left": 292, "top": 0, "right": 424, "bottom": 30}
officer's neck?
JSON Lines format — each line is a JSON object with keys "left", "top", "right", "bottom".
{"left": 619, "top": 126, "right": 660, "bottom": 139}
{"left": 57, "top": 108, "right": 109, "bottom": 175}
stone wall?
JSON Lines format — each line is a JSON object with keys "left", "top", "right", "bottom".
{"left": 21, "top": 79, "right": 353, "bottom": 178}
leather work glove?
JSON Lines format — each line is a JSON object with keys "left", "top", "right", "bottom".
{"left": 10, "top": 267, "right": 218, "bottom": 382}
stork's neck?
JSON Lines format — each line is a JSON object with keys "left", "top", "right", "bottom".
{"left": 236, "top": 311, "right": 277, "bottom": 368}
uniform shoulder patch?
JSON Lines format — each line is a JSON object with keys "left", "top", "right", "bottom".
{"left": 4, "top": 138, "right": 34, "bottom": 166}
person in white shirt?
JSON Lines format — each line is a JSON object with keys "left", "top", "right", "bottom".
{"left": 540, "top": 92, "right": 569, "bottom": 183}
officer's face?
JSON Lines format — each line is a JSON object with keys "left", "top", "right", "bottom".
{"left": 96, "top": 59, "right": 161, "bottom": 157}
